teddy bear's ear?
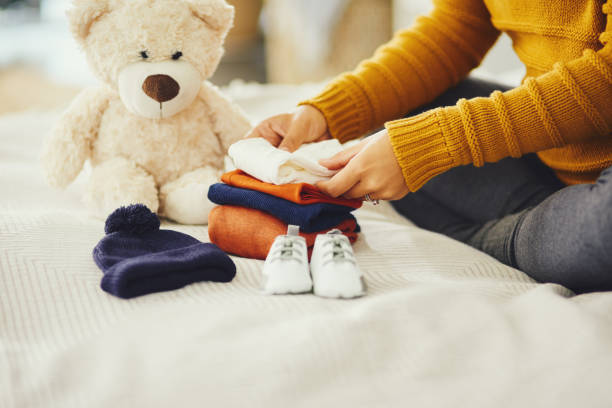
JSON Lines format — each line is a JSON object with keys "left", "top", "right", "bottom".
{"left": 189, "top": 0, "right": 235, "bottom": 37}
{"left": 67, "top": 0, "right": 112, "bottom": 44}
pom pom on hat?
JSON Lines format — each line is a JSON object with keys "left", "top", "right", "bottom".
{"left": 104, "top": 204, "right": 160, "bottom": 235}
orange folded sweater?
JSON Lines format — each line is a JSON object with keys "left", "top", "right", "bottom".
{"left": 221, "top": 170, "right": 362, "bottom": 209}
{"left": 208, "top": 205, "right": 359, "bottom": 260}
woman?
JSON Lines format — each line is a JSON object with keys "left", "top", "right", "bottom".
{"left": 248, "top": 0, "right": 612, "bottom": 293}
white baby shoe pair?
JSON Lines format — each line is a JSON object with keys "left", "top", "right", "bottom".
{"left": 261, "top": 225, "right": 365, "bottom": 299}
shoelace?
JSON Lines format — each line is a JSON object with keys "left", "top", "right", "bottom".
{"left": 321, "top": 236, "right": 356, "bottom": 267}
{"left": 268, "top": 236, "right": 305, "bottom": 264}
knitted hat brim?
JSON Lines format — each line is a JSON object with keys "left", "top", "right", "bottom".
{"left": 100, "top": 243, "right": 236, "bottom": 299}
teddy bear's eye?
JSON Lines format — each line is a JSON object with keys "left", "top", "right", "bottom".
{"left": 172, "top": 51, "right": 183, "bottom": 60}
{"left": 140, "top": 51, "right": 149, "bottom": 59}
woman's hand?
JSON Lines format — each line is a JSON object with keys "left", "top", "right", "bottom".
{"left": 245, "top": 105, "right": 330, "bottom": 152}
{"left": 317, "top": 129, "right": 410, "bottom": 201}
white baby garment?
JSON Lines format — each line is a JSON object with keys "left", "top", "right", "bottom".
{"left": 228, "top": 138, "right": 343, "bottom": 185}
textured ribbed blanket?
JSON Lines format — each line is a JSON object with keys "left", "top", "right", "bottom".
{"left": 2, "top": 84, "right": 612, "bottom": 408}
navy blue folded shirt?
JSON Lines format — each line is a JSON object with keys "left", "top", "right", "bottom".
{"left": 208, "top": 183, "right": 359, "bottom": 233}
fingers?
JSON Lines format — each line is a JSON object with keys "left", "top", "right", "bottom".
{"left": 278, "top": 121, "right": 305, "bottom": 152}
{"left": 316, "top": 164, "right": 361, "bottom": 198}
{"left": 343, "top": 182, "right": 370, "bottom": 200}
{"left": 279, "top": 106, "right": 326, "bottom": 152}
{"left": 245, "top": 114, "right": 291, "bottom": 147}
{"left": 244, "top": 126, "right": 259, "bottom": 139}
{"left": 259, "top": 123, "right": 284, "bottom": 146}
{"left": 278, "top": 111, "right": 306, "bottom": 152}
{"left": 278, "top": 138, "right": 298, "bottom": 152}
{"left": 245, "top": 120, "right": 271, "bottom": 139}
{"left": 319, "top": 140, "right": 367, "bottom": 170}
{"left": 314, "top": 131, "right": 332, "bottom": 143}
{"left": 319, "top": 149, "right": 357, "bottom": 171}
{"left": 248, "top": 105, "right": 329, "bottom": 152}
{"left": 318, "top": 129, "right": 410, "bottom": 202}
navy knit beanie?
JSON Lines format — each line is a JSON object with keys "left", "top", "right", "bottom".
{"left": 93, "top": 205, "right": 236, "bottom": 299}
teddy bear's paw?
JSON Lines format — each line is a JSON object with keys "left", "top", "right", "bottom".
{"left": 41, "top": 129, "right": 88, "bottom": 189}
{"left": 159, "top": 167, "right": 221, "bottom": 225}
{"left": 85, "top": 159, "right": 159, "bottom": 219}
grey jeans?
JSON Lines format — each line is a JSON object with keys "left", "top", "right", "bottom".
{"left": 391, "top": 78, "right": 612, "bottom": 294}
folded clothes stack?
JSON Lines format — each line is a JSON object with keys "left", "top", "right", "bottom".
{"left": 207, "top": 170, "right": 361, "bottom": 260}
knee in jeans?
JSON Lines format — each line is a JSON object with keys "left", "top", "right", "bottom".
{"left": 599, "top": 165, "right": 612, "bottom": 179}
{"left": 580, "top": 180, "right": 612, "bottom": 261}
{"left": 594, "top": 166, "right": 612, "bottom": 193}
{"left": 591, "top": 170, "right": 612, "bottom": 211}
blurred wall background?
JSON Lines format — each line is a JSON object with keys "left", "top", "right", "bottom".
{"left": 0, "top": 0, "right": 524, "bottom": 115}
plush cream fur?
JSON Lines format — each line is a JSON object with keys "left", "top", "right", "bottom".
{"left": 42, "top": 0, "right": 251, "bottom": 224}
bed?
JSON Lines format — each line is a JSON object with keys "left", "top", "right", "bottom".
{"left": 1, "top": 81, "right": 612, "bottom": 408}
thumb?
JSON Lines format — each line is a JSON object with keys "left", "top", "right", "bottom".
{"left": 278, "top": 135, "right": 300, "bottom": 152}
{"left": 278, "top": 114, "right": 308, "bottom": 152}
{"left": 278, "top": 106, "right": 325, "bottom": 152}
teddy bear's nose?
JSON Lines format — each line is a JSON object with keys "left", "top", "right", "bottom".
{"left": 142, "top": 74, "right": 180, "bottom": 103}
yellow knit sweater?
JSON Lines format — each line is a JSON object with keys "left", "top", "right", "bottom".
{"left": 302, "top": 0, "right": 612, "bottom": 191}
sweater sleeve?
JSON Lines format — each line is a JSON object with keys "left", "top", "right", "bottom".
{"left": 388, "top": 2, "right": 612, "bottom": 192}
{"left": 300, "top": 0, "right": 500, "bottom": 143}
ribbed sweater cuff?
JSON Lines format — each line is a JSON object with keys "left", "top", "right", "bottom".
{"left": 299, "top": 78, "right": 373, "bottom": 143}
{"left": 385, "top": 109, "right": 460, "bottom": 192}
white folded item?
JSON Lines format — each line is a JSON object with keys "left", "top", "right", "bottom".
{"left": 311, "top": 230, "right": 366, "bottom": 299}
{"left": 261, "top": 225, "right": 313, "bottom": 295}
{"left": 228, "top": 137, "right": 343, "bottom": 185}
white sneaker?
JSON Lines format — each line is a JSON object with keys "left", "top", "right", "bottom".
{"left": 261, "top": 225, "right": 313, "bottom": 295}
{"left": 310, "top": 230, "right": 365, "bottom": 299}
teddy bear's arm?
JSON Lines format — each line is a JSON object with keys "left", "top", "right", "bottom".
{"left": 198, "top": 81, "right": 252, "bottom": 152}
{"left": 42, "top": 87, "right": 114, "bottom": 189}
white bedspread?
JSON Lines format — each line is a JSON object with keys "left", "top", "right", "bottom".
{"left": 2, "top": 82, "right": 612, "bottom": 408}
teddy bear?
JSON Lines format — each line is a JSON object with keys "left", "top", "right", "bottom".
{"left": 42, "top": 0, "right": 252, "bottom": 225}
